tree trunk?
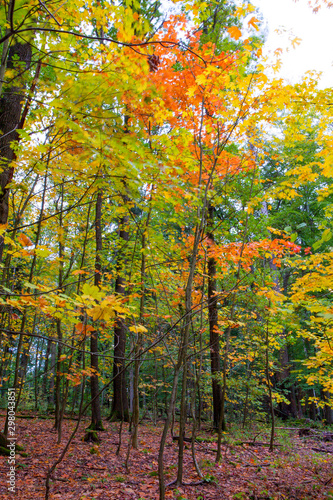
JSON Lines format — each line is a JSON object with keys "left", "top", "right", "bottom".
{"left": 0, "top": 41, "right": 32, "bottom": 261}
{"left": 54, "top": 319, "right": 63, "bottom": 438}
{"left": 175, "top": 222, "right": 203, "bottom": 487}
{"left": 48, "top": 340, "right": 56, "bottom": 410}
{"left": 54, "top": 183, "right": 64, "bottom": 440}
{"left": 43, "top": 338, "right": 52, "bottom": 400}
{"left": 88, "top": 190, "right": 104, "bottom": 432}
{"left": 265, "top": 319, "right": 275, "bottom": 452}
{"left": 110, "top": 214, "right": 130, "bottom": 422}
{"left": 322, "top": 391, "right": 333, "bottom": 425}
{"left": 131, "top": 207, "right": 151, "bottom": 447}
{"left": 207, "top": 203, "right": 222, "bottom": 430}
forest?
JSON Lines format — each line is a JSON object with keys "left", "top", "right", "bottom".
{"left": 0, "top": 0, "right": 333, "bottom": 498}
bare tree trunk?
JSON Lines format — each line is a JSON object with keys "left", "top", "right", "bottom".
{"left": 322, "top": 391, "right": 333, "bottom": 425}
{"left": 207, "top": 202, "right": 222, "bottom": 430}
{"left": 54, "top": 183, "right": 64, "bottom": 440}
{"left": 0, "top": 35, "right": 38, "bottom": 436}
{"left": 43, "top": 339, "right": 52, "bottom": 401}
{"left": 158, "top": 246, "right": 201, "bottom": 496}
{"left": 265, "top": 319, "right": 275, "bottom": 452}
{"left": 110, "top": 214, "right": 129, "bottom": 422}
{"left": 131, "top": 207, "right": 151, "bottom": 447}
{"left": 158, "top": 217, "right": 204, "bottom": 495}
{"left": 190, "top": 362, "right": 203, "bottom": 479}
{"left": 48, "top": 340, "right": 56, "bottom": 410}
{"left": 158, "top": 363, "right": 181, "bottom": 499}
{"left": 34, "top": 337, "right": 44, "bottom": 411}
{"left": 84, "top": 190, "right": 104, "bottom": 440}
{"left": 54, "top": 319, "right": 63, "bottom": 438}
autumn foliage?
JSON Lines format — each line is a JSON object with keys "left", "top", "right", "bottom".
{"left": 0, "top": 0, "right": 333, "bottom": 498}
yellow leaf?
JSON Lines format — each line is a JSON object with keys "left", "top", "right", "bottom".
{"left": 291, "top": 36, "right": 302, "bottom": 49}
{"left": 186, "top": 86, "right": 196, "bottom": 98}
{"left": 129, "top": 324, "right": 148, "bottom": 333}
{"left": 89, "top": 306, "right": 103, "bottom": 321}
{"left": 196, "top": 73, "right": 207, "bottom": 86}
{"left": 81, "top": 283, "right": 104, "bottom": 301}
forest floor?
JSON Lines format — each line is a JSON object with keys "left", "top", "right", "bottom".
{"left": 0, "top": 412, "right": 332, "bottom": 500}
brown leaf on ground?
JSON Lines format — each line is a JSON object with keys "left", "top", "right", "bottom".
{"left": 0, "top": 415, "right": 332, "bottom": 500}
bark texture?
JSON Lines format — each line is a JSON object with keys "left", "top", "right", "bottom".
{"left": 90, "top": 190, "right": 103, "bottom": 431}
{"left": 110, "top": 214, "right": 129, "bottom": 421}
{"left": 207, "top": 203, "right": 222, "bottom": 429}
{"left": 0, "top": 41, "right": 32, "bottom": 260}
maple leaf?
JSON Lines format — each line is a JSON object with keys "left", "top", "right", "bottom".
{"left": 248, "top": 17, "right": 260, "bottom": 31}
{"left": 72, "top": 269, "right": 88, "bottom": 275}
{"left": 75, "top": 322, "right": 95, "bottom": 335}
{"left": 129, "top": 324, "right": 148, "bottom": 333}
{"left": 18, "top": 233, "right": 33, "bottom": 247}
{"left": 291, "top": 36, "right": 302, "bottom": 48}
{"left": 227, "top": 26, "right": 242, "bottom": 40}
{"left": 80, "top": 283, "right": 104, "bottom": 301}
{"left": 196, "top": 73, "right": 207, "bottom": 86}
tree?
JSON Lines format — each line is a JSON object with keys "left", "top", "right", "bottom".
{"left": 1, "top": 2, "right": 333, "bottom": 499}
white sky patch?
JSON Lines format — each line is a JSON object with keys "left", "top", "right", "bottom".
{"left": 252, "top": 0, "right": 333, "bottom": 89}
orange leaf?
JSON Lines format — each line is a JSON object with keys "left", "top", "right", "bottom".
{"left": 21, "top": 249, "right": 34, "bottom": 256}
{"left": 248, "top": 16, "right": 260, "bottom": 31}
{"left": 227, "top": 26, "right": 242, "bottom": 40}
{"left": 75, "top": 322, "right": 84, "bottom": 333}
{"left": 38, "top": 297, "right": 48, "bottom": 307}
{"left": 75, "top": 322, "right": 94, "bottom": 335}
{"left": 18, "top": 233, "right": 33, "bottom": 247}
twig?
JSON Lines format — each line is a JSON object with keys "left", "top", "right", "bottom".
{"left": 38, "top": 0, "right": 61, "bottom": 26}
{"left": 236, "top": 441, "right": 282, "bottom": 447}
{"left": 242, "top": 463, "right": 271, "bottom": 468}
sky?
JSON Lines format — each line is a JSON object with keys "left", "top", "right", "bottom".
{"left": 252, "top": 0, "right": 333, "bottom": 88}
